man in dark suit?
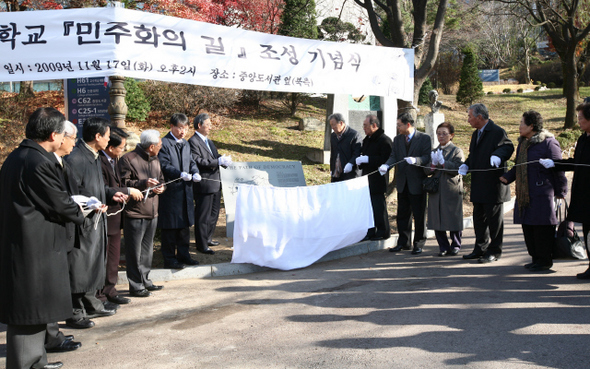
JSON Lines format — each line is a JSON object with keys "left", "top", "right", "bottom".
{"left": 158, "top": 113, "right": 202, "bottom": 269}
{"left": 379, "top": 112, "right": 432, "bottom": 254}
{"left": 98, "top": 126, "right": 143, "bottom": 305}
{"left": 459, "top": 103, "right": 514, "bottom": 263}
{"left": 0, "top": 107, "right": 84, "bottom": 369}
{"left": 356, "top": 114, "right": 393, "bottom": 240}
{"left": 329, "top": 113, "right": 362, "bottom": 182}
{"left": 188, "top": 113, "right": 232, "bottom": 255}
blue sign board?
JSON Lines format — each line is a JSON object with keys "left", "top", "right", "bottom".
{"left": 64, "top": 77, "right": 111, "bottom": 135}
{"left": 479, "top": 70, "right": 500, "bottom": 82}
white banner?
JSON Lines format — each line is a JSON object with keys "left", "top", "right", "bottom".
{"left": 0, "top": 7, "right": 414, "bottom": 99}
{"left": 231, "top": 176, "right": 374, "bottom": 270}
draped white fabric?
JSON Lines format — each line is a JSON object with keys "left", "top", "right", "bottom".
{"left": 231, "top": 176, "right": 374, "bottom": 270}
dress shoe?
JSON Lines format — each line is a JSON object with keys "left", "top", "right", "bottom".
{"left": 370, "top": 232, "right": 390, "bottom": 241}
{"left": 478, "top": 254, "right": 499, "bottom": 263}
{"left": 463, "top": 252, "right": 482, "bottom": 260}
{"left": 576, "top": 268, "right": 590, "bottom": 279}
{"left": 46, "top": 339, "right": 82, "bottom": 353}
{"left": 449, "top": 249, "right": 460, "bottom": 256}
{"left": 108, "top": 294, "right": 131, "bottom": 305}
{"left": 207, "top": 240, "right": 220, "bottom": 246}
{"left": 180, "top": 258, "right": 199, "bottom": 265}
{"left": 198, "top": 247, "right": 215, "bottom": 255}
{"left": 146, "top": 284, "right": 164, "bottom": 291}
{"left": 524, "top": 262, "right": 537, "bottom": 269}
{"left": 438, "top": 251, "right": 448, "bottom": 257}
{"left": 64, "top": 335, "right": 74, "bottom": 341}
{"left": 411, "top": 247, "right": 423, "bottom": 255}
{"left": 530, "top": 264, "right": 552, "bottom": 272}
{"left": 389, "top": 244, "right": 412, "bottom": 252}
{"left": 40, "top": 362, "right": 64, "bottom": 369}
{"left": 164, "top": 261, "right": 185, "bottom": 269}
{"left": 130, "top": 289, "right": 152, "bottom": 297}
{"left": 86, "top": 308, "right": 116, "bottom": 319}
{"left": 102, "top": 301, "right": 119, "bottom": 311}
{"left": 65, "top": 317, "right": 95, "bottom": 329}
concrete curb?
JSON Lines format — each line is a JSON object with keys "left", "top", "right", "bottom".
{"left": 117, "top": 198, "right": 516, "bottom": 284}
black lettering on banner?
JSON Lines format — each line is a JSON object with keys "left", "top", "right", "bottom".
{"left": 256, "top": 74, "right": 265, "bottom": 83}
{"left": 308, "top": 49, "right": 325, "bottom": 68}
{"left": 284, "top": 76, "right": 291, "bottom": 85}
{"left": 104, "top": 22, "right": 132, "bottom": 44}
{"left": 201, "top": 36, "right": 224, "bottom": 55}
{"left": 238, "top": 47, "right": 246, "bottom": 58}
{"left": 162, "top": 29, "right": 186, "bottom": 50}
{"left": 4, "top": 62, "right": 24, "bottom": 74}
{"left": 239, "top": 71, "right": 247, "bottom": 81}
{"left": 273, "top": 75, "right": 281, "bottom": 85}
{"left": 281, "top": 45, "right": 299, "bottom": 65}
{"left": 21, "top": 25, "right": 46, "bottom": 45}
{"left": 134, "top": 24, "right": 159, "bottom": 47}
{"left": 349, "top": 52, "right": 361, "bottom": 72}
{"left": 0, "top": 23, "right": 21, "bottom": 50}
{"left": 328, "top": 51, "right": 343, "bottom": 70}
{"left": 64, "top": 21, "right": 102, "bottom": 45}
{"left": 259, "top": 44, "right": 280, "bottom": 60}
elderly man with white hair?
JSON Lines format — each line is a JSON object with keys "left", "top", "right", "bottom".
{"left": 118, "top": 130, "right": 166, "bottom": 298}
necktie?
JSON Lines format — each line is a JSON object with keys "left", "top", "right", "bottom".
{"left": 405, "top": 135, "right": 410, "bottom": 149}
{"left": 205, "top": 138, "right": 212, "bottom": 154}
{"left": 109, "top": 158, "right": 115, "bottom": 171}
{"left": 477, "top": 130, "right": 482, "bottom": 144}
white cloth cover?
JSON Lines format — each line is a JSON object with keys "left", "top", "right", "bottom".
{"left": 232, "top": 176, "right": 374, "bottom": 270}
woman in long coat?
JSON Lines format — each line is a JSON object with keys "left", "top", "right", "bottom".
{"left": 501, "top": 111, "right": 567, "bottom": 271}
{"left": 424, "top": 122, "right": 465, "bottom": 256}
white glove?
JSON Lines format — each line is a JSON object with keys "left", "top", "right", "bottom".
{"left": 379, "top": 164, "right": 389, "bottom": 176}
{"left": 490, "top": 155, "right": 501, "bottom": 168}
{"left": 86, "top": 196, "right": 103, "bottom": 210}
{"left": 430, "top": 151, "right": 439, "bottom": 166}
{"left": 539, "top": 158, "right": 555, "bottom": 168}
{"left": 343, "top": 162, "right": 353, "bottom": 174}
{"left": 405, "top": 157, "right": 417, "bottom": 165}
{"left": 436, "top": 149, "right": 445, "bottom": 166}
{"left": 192, "top": 173, "right": 202, "bottom": 182}
{"left": 219, "top": 155, "right": 233, "bottom": 166}
{"left": 356, "top": 155, "right": 369, "bottom": 165}
{"left": 180, "top": 172, "right": 192, "bottom": 181}
{"left": 458, "top": 164, "right": 468, "bottom": 176}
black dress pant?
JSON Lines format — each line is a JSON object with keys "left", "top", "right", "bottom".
{"left": 44, "top": 322, "right": 66, "bottom": 350}
{"left": 194, "top": 191, "right": 221, "bottom": 250}
{"left": 396, "top": 188, "right": 427, "bottom": 248}
{"left": 369, "top": 191, "right": 390, "bottom": 237}
{"left": 472, "top": 202, "right": 504, "bottom": 256}
{"left": 160, "top": 227, "right": 192, "bottom": 264}
{"left": 98, "top": 231, "right": 121, "bottom": 300}
{"left": 522, "top": 224, "right": 555, "bottom": 267}
{"left": 6, "top": 324, "right": 47, "bottom": 369}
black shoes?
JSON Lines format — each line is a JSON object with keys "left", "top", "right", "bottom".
{"left": 108, "top": 295, "right": 131, "bottom": 305}
{"left": 65, "top": 317, "right": 95, "bottom": 329}
{"left": 198, "top": 247, "right": 215, "bottom": 255}
{"left": 449, "top": 249, "right": 460, "bottom": 256}
{"left": 529, "top": 264, "right": 552, "bottom": 272}
{"left": 86, "top": 308, "right": 116, "bottom": 319}
{"left": 478, "top": 254, "right": 500, "bottom": 263}
{"left": 41, "top": 362, "right": 63, "bottom": 369}
{"left": 146, "top": 284, "right": 164, "bottom": 291}
{"left": 46, "top": 338, "right": 82, "bottom": 353}
{"left": 103, "top": 301, "right": 119, "bottom": 311}
{"left": 438, "top": 251, "right": 448, "bottom": 257}
{"left": 164, "top": 261, "right": 185, "bottom": 269}
{"left": 130, "top": 289, "right": 152, "bottom": 297}
{"left": 389, "top": 245, "right": 412, "bottom": 252}
{"left": 411, "top": 247, "right": 423, "bottom": 255}
{"left": 462, "top": 252, "right": 482, "bottom": 260}
{"left": 524, "top": 262, "right": 536, "bottom": 269}
{"left": 180, "top": 258, "right": 199, "bottom": 265}
{"left": 576, "top": 268, "right": 590, "bottom": 279}
{"left": 208, "top": 240, "right": 220, "bottom": 246}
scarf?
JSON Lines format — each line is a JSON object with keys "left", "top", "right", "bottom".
{"left": 516, "top": 138, "right": 532, "bottom": 212}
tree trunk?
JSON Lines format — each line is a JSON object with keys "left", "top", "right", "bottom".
{"left": 562, "top": 51, "right": 579, "bottom": 129}
{"left": 524, "top": 47, "right": 531, "bottom": 84}
{"left": 18, "top": 81, "right": 35, "bottom": 98}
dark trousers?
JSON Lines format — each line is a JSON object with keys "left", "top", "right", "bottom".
{"left": 368, "top": 191, "right": 390, "bottom": 237}
{"left": 194, "top": 191, "right": 221, "bottom": 250}
{"left": 435, "top": 230, "right": 462, "bottom": 252}
{"left": 44, "top": 322, "right": 66, "bottom": 350}
{"left": 71, "top": 290, "right": 104, "bottom": 320}
{"left": 160, "top": 227, "right": 191, "bottom": 264}
{"left": 6, "top": 324, "right": 47, "bottom": 369}
{"left": 583, "top": 223, "right": 590, "bottom": 266}
{"left": 396, "top": 188, "right": 427, "bottom": 248}
{"left": 472, "top": 202, "right": 504, "bottom": 256}
{"left": 97, "top": 231, "right": 121, "bottom": 301}
{"left": 125, "top": 217, "right": 158, "bottom": 292}
{"left": 522, "top": 224, "right": 555, "bottom": 267}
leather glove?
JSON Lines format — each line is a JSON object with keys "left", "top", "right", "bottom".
{"left": 356, "top": 155, "right": 369, "bottom": 166}
{"left": 490, "top": 155, "right": 501, "bottom": 168}
{"left": 378, "top": 164, "right": 389, "bottom": 176}
{"left": 539, "top": 158, "right": 555, "bottom": 168}
{"left": 343, "top": 162, "right": 353, "bottom": 174}
{"left": 86, "top": 196, "right": 103, "bottom": 210}
{"left": 404, "top": 157, "right": 417, "bottom": 165}
{"left": 458, "top": 164, "right": 468, "bottom": 176}
{"left": 436, "top": 149, "right": 445, "bottom": 166}
{"left": 192, "top": 173, "right": 202, "bottom": 182}
{"left": 180, "top": 172, "right": 192, "bottom": 181}
{"left": 430, "top": 151, "right": 439, "bottom": 166}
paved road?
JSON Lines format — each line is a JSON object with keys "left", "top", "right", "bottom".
{"left": 2, "top": 214, "right": 590, "bottom": 368}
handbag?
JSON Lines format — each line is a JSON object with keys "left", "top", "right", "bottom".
{"left": 422, "top": 175, "right": 439, "bottom": 194}
{"left": 553, "top": 198, "right": 587, "bottom": 260}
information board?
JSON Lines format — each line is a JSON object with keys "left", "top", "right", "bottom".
{"left": 64, "top": 77, "right": 111, "bottom": 134}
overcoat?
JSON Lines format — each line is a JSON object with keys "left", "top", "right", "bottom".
{"left": 0, "top": 139, "right": 84, "bottom": 325}
{"left": 157, "top": 132, "right": 198, "bottom": 229}
{"left": 555, "top": 132, "right": 590, "bottom": 223}
{"left": 330, "top": 126, "right": 362, "bottom": 181}
{"left": 188, "top": 133, "right": 222, "bottom": 194}
{"left": 424, "top": 142, "right": 465, "bottom": 231}
{"left": 358, "top": 128, "right": 392, "bottom": 194}
{"left": 464, "top": 119, "right": 514, "bottom": 203}
{"left": 502, "top": 131, "right": 567, "bottom": 225}
{"left": 384, "top": 130, "right": 432, "bottom": 194}
{"left": 99, "top": 151, "right": 128, "bottom": 235}
{"left": 65, "top": 141, "right": 114, "bottom": 293}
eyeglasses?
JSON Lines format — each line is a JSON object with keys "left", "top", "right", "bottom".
{"left": 64, "top": 135, "right": 76, "bottom": 140}
{"left": 436, "top": 132, "right": 450, "bottom": 136}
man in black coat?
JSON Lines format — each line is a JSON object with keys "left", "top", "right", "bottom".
{"left": 459, "top": 103, "right": 514, "bottom": 263}
{"left": 540, "top": 102, "right": 590, "bottom": 279}
{"left": 158, "top": 113, "right": 202, "bottom": 269}
{"left": 356, "top": 114, "right": 392, "bottom": 240}
{"left": 188, "top": 113, "right": 232, "bottom": 255}
{"left": 379, "top": 112, "right": 432, "bottom": 254}
{"left": 0, "top": 107, "right": 84, "bottom": 369}
{"left": 329, "top": 113, "right": 362, "bottom": 182}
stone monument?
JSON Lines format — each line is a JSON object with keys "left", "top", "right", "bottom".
{"left": 424, "top": 90, "right": 445, "bottom": 148}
